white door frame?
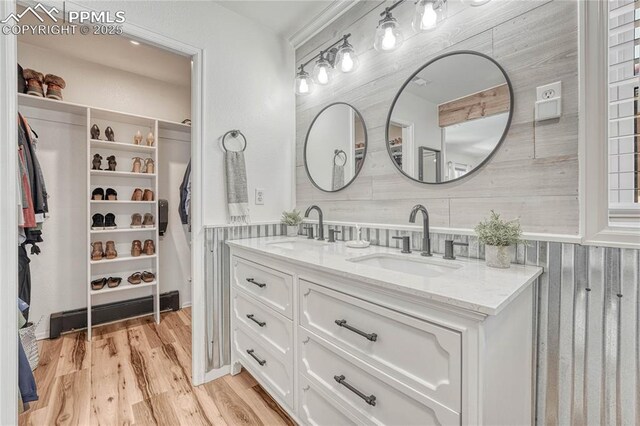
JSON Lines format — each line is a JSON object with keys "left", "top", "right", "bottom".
{"left": 1, "top": 2, "right": 208, "bottom": 421}
{"left": 390, "top": 119, "right": 415, "bottom": 176}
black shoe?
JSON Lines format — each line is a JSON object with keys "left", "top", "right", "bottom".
{"left": 105, "top": 188, "right": 118, "bottom": 201}
{"left": 104, "top": 213, "right": 117, "bottom": 229}
{"left": 91, "top": 187, "right": 104, "bottom": 200}
{"left": 91, "top": 213, "right": 105, "bottom": 230}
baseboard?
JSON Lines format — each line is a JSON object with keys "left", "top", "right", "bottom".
{"left": 49, "top": 291, "right": 180, "bottom": 339}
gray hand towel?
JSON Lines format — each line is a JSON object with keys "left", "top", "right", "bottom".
{"left": 332, "top": 162, "right": 345, "bottom": 191}
{"left": 225, "top": 151, "right": 250, "bottom": 223}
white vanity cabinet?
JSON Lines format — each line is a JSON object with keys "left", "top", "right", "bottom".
{"left": 228, "top": 241, "right": 541, "bottom": 426}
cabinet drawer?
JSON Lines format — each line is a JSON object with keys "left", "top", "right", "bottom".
{"left": 299, "top": 329, "right": 460, "bottom": 426}
{"left": 298, "top": 374, "right": 360, "bottom": 426}
{"left": 299, "top": 279, "right": 461, "bottom": 412}
{"left": 232, "top": 257, "right": 293, "bottom": 319}
{"left": 232, "top": 288, "right": 293, "bottom": 358}
{"left": 232, "top": 326, "right": 293, "bottom": 408}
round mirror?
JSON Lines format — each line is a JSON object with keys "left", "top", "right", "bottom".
{"left": 304, "top": 102, "right": 368, "bottom": 192}
{"left": 386, "top": 51, "right": 513, "bottom": 184}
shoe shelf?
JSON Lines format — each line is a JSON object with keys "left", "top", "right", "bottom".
{"left": 90, "top": 227, "right": 157, "bottom": 234}
{"left": 90, "top": 200, "right": 155, "bottom": 204}
{"left": 86, "top": 108, "right": 161, "bottom": 341}
{"left": 90, "top": 139, "right": 156, "bottom": 153}
{"left": 90, "top": 253, "right": 157, "bottom": 265}
{"left": 90, "top": 170, "right": 156, "bottom": 179}
{"left": 90, "top": 280, "right": 156, "bottom": 296}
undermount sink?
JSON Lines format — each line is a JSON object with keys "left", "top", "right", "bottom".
{"left": 347, "top": 253, "right": 462, "bottom": 278}
{"left": 266, "top": 238, "right": 330, "bottom": 251}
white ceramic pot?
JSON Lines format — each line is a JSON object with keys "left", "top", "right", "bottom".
{"left": 286, "top": 225, "right": 299, "bottom": 237}
{"left": 485, "top": 245, "right": 511, "bottom": 268}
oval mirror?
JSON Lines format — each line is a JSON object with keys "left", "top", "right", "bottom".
{"left": 304, "top": 102, "right": 368, "bottom": 192}
{"left": 386, "top": 51, "right": 513, "bottom": 184}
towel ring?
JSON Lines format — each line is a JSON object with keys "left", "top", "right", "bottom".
{"left": 334, "top": 149, "right": 347, "bottom": 166}
{"left": 222, "top": 130, "right": 247, "bottom": 152}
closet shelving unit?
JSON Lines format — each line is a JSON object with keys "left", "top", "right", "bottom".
{"left": 18, "top": 93, "right": 191, "bottom": 341}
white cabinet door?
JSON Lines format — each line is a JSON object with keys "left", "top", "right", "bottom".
{"left": 232, "top": 325, "right": 293, "bottom": 408}
{"left": 232, "top": 256, "right": 293, "bottom": 319}
{"left": 298, "top": 374, "right": 360, "bottom": 426}
{"left": 298, "top": 329, "right": 460, "bottom": 426}
{"left": 299, "top": 279, "right": 461, "bottom": 412}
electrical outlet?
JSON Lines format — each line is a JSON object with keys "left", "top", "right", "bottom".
{"left": 255, "top": 189, "right": 265, "bottom": 205}
{"left": 536, "top": 81, "right": 561, "bottom": 101}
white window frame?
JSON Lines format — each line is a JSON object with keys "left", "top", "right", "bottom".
{"left": 580, "top": 0, "right": 640, "bottom": 249}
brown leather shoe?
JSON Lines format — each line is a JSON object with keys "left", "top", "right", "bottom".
{"left": 144, "top": 158, "right": 155, "bottom": 174}
{"left": 105, "top": 241, "right": 117, "bottom": 259}
{"left": 131, "top": 240, "right": 142, "bottom": 257}
{"left": 91, "top": 278, "right": 106, "bottom": 291}
{"left": 91, "top": 242, "right": 104, "bottom": 261}
{"left": 143, "top": 189, "right": 154, "bottom": 201}
{"left": 130, "top": 213, "right": 142, "bottom": 228}
{"left": 131, "top": 188, "right": 143, "bottom": 201}
{"left": 142, "top": 213, "right": 155, "bottom": 228}
{"left": 143, "top": 239, "right": 155, "bottom": 255}
{"left": 107, "top": 277, "right": 122, "bottom": 288}
{"left": 131, "top": 157, "right": 143, "bottom": 173}
{"left": 141, "top": 271, "right": 155, "bottom": 283}
{"left": 127, "top": 272, "right": 142, "bottom": 285}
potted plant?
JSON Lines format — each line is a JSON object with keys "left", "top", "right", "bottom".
{"left": 281, "top": 210, "right": 303, "bottom": 237}
{"left": 474, "top": 210, "right": 524, "bottom": 269}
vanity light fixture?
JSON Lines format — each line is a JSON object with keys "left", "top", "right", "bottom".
{"left": 313, "top": 51, "right": 334, "bottom": 85}
{"left": 295, "top": 34, "right": 358, "bottom": 95}
{"left": 295, "top": 65, "right": 315, "bottom": 96}
{"left": 412, "top": 0, "right": 447, "bottom": 32}
{"left": 374, "top": 4, "right": 404, "bottom": 52}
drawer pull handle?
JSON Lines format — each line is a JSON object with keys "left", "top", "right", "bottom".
{"left": 335, "top": 319, "right": 378, "bottom": 342}
{"left": 334, "top": 375, "right": 376, "bottom": 406}
{"left": 246, "top": 278, "right": 266, "bottom": 288}
{"left": 246, "top": 349, "right": 266, "bottom": 366}
{"left": 246, "top": 314, "right": 266, "bottom": 327}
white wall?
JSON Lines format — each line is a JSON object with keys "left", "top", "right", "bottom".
{"left": 83, "top": 0, "right": 296, "bottom": 225}
{"left": 18, "top": 42, "right": 191, "bottom": 123}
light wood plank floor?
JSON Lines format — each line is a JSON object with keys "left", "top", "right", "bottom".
{"left": 19, "top": 308, "right": 295, "bottom": 426}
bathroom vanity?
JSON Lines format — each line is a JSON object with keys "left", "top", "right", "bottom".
{"left": 227, "top": 237, "right": 542, "bottom": 425}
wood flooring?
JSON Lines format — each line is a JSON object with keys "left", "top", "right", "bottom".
{"left": 19, "top": 308, "right": 295, "bottom": 426}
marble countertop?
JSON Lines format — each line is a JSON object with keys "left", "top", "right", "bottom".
{"left": 227, "top": 237, "right": 543, "bottom": 316}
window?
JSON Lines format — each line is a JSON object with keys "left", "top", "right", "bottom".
{"left": 608, "top": 0, "right": 639, "bottom": 227}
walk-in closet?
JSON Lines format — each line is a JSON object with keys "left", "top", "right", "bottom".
{"left": 16, "top": 24, "right": 193, "bottom": 419}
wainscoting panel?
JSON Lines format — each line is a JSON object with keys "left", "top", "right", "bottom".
{"left": 204, "top": 223, "right": 639, "bottom": 424}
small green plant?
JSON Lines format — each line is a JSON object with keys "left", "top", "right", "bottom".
{"left": 281, "top": 209, "right": 303, "bottom": 226}
{"left": 474, "top": 210, "right": 524, "bottom": 247}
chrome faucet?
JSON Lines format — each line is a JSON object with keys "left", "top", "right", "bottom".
{"left": 304, "top": 205, "right": 325, "bottom": 241}
{"left": 409, "top": 204, "right": 432, "bottom": 256}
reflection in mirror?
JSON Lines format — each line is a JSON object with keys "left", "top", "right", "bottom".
{"left": 304, "top": 103, "right": 367, "bottom": 192}
{"left": 387, "top": 51, "right": 512, "bottom": 184}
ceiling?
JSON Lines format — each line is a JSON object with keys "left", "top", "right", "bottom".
{"left": 216, "top": 0, "right": 339, "bottom": 43}
{"left": 17, "top": 6, "right": 191, "bottom": 87}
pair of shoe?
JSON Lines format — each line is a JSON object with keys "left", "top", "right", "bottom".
{"left": 90, "top": 124, "right": 116, "bottom": 141}
{"left": 134, "top": 130, "right": 155, "bottom": 146}
{"left": 92, "top": 213, "right": 117, "bottom": 229}
{"left": 91, "top": 241, "right": 117, "bottom": 260}
{"left": 131, "top": 239, "right": 155, "bottom": 257}
{"left": 128, "top": 271, "right": 155, "bottom": 285}
{"left": 91, "top": 277, "right": 122, "bottom": 291}
{"left": 92, "top": 154, "right": 117, "bottom": 171}
{"left": 131, "top": 188, "right": 154, "bottom": 201}
{"left": 131, "top": 157, "right": 154, "bottom": 174}
{"left": 131, "top": 213, "right": 155, "bottom": 228}
{"left": 23, "top": 69, "right": 65, "bottom": 100}
{"left": 91, "top": 188, "right": 117, "bottom": 201}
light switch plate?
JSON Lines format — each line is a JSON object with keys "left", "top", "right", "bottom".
{"left": 255, "top": 188, "right": 265, "bottom": 205}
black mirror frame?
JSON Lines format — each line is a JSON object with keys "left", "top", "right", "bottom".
{"left": 385, "top": 50, "right": 514, "bottom": 185}
{"left": 304, "top": 102, "right": 368, "bottom": 193}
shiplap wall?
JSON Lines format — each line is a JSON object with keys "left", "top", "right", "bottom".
{"left": 295, "top": 0, "right": 579, "bottom": 235}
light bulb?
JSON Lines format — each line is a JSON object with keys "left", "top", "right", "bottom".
{"left": 299, "top": 79, "right": 309, "bottom": 93}
{"left": 317, "top": 67, "right": 328, "bottom": 84}
{"left": 335, "top": 38, "right": 359, "bottom": 73}
{"left": 313, "top": 55, "right": 334, "bottom": 85}
{"left": 295, "top": 66, "right": 314, "bottom": 95}
{"left": 340, "top": 52, "right": 354, "bottom": 72}
{"left": 382, "top": 27, "right": 397, "bottom": 50}
{"left": 421, "top": 3, "right": 438, "bottom": 29}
